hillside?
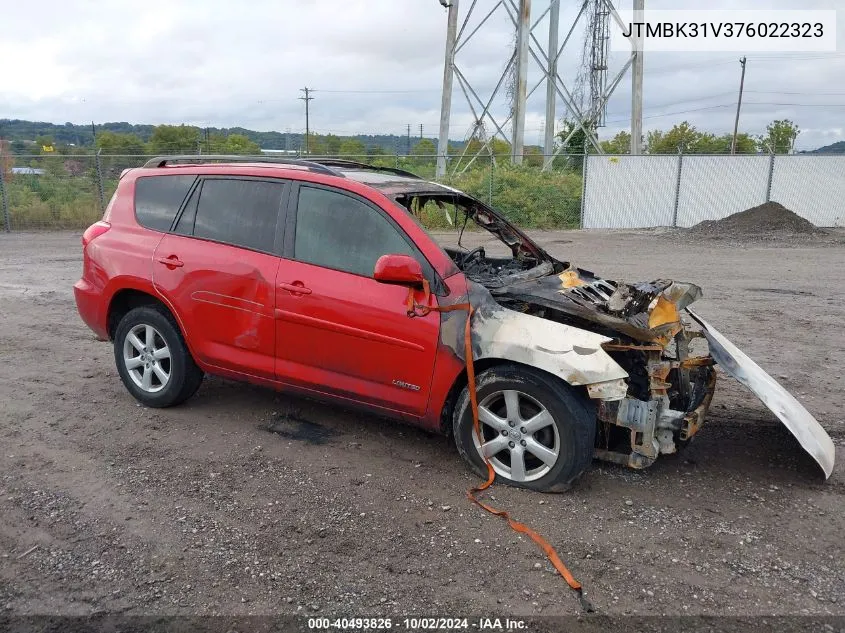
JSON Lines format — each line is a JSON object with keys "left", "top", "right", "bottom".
{"left": 0, "top": 119, "right": 446, "bottom": 154}
{"left": 811, "top": 141, "right": 845, "bottom": 154}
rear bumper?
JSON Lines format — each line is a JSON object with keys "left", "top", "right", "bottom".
{"left": 73, "top": 279, "right": 108, "bottom": 340}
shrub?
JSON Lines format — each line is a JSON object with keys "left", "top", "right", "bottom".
{"left": 439, "top": 164, "right": 582, "bottom": 229}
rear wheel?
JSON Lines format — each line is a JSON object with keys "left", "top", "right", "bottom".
{"left": 114, "top": 306, "right": 203, "bottom": 408}
{"left": 453, "top": 364, "right": 595, "bottom": 492}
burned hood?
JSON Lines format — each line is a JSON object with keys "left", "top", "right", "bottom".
{"left": 491, "top": 266, "right": 701, "bottom": 343}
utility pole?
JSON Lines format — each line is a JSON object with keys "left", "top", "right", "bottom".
{"left": 511, "top": 0, "right": 531, "bottom": 165}
{"left": 407, "top": 124, "right": 412, "bottom": 155}
{"left": 630, "top": 0, "right": 644, "bottom": 155}
{"left": 299, "top": 87, "right": 314, "bottom": 155}
{"left": 730, "top": 56, "right": 747, "bottom": 155}
{"left": 437, "top": 0, "right": 459, "bottom": 177}
{"left": 542, "top": 0, "right": 560, "bottom": 171}
{"left": 419, "top": 124, "right": 424, "bottom": 142}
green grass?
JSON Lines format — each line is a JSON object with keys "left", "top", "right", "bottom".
{"left": 3, "top": 156, "right": 583, "bottom": 231}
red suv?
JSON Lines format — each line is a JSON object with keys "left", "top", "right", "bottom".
{"left": 74, "top": 156, "right": 834, "bottom": 491}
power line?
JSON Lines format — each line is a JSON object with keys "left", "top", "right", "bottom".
{"left": 313, "top": 89, "right": 438, "bottom": 94}
{"left": 633, "top": 92, "right": 736, "bottom": 111}
{"left": 747, "top": 90, "right": 845, "bottom": 96}
{"left": 646, "top": 52, "right": 845, "bottom": 76}
{"left": 605, "top": 104, "right": 733, "bottom": 124}
{"left": 743, "top": 101, "right": 845, "bottom": 107}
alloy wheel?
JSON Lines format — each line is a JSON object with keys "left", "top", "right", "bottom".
{"left": 471, "top": 389, "right": 561, "bottom": 482}
{"left": 122, "top": 324, "right": 171, "bottom": 393}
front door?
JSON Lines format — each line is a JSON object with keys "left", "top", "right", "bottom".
{"left": 274, "top": 183, "right": 440, "bottom": 417}
{"left": 153, "top": 177, "right": 287, "bottom": 379}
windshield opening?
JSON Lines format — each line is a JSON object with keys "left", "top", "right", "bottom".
{"left": 392, "top": 192, "right": 554, "bottom": 288}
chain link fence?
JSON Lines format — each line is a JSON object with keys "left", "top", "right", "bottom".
{"left": 582, "top": 154, "right": 845, "bottom": 229}
{"left": 0, "top": 152, "right": 587, "bottom": 232}
{"left": 3, "top": 151, "right": 841, "bottom": 233}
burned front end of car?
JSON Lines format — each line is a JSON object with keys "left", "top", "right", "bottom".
{"left": 490, "top": 269, "right": 717, "bottom": 469}
{"left": 385, "top": 182, "right": 832, "bottom": 478}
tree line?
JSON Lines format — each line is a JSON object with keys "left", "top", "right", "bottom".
{"left": 2, "top": 117, "right": 805, "bottom": 161}
{"left": 560, "top": 119, "right": 801, "bottom": 155}
{"left": 0, "top": 120, "right": 433, "bottom": 156}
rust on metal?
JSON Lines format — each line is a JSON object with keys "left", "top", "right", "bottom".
{"left": 602, "top": 342, "right": 665, "bottom": 352}
{"left": 647, "top": 359, "right": 672, "bottom": 396}
{"left": 680, "top": 370, "right": 717, "bottom": 441}
{"left": 677, "top": 356, "right": 716, "bottom": 369}
{"left": 594, "top": 448, "right": 655, "bottom": 469}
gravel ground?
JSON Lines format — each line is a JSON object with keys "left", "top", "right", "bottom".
{"left": 0, "top": 230, "right": 843, "bottom": 621}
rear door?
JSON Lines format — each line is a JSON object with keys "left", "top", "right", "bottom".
{"left": 273, "top": 182, "right": 441, "bottom": 417}
{"left": 153, "top": 177, "right": 287, "bottom": 379}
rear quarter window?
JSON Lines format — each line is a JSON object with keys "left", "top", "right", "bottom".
{"left": 134, "top": 175, "right": 196, "bottom": 231}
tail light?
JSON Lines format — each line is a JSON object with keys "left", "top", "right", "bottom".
{"left": 82, "top": 221, "right": 111, "bottom": 247}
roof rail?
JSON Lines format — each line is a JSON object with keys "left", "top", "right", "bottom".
{"left": 142, "top": 155, "right": 344, "bottom": 177}
{"left": 308, "top": 158, "right": 422, "bottom": 180}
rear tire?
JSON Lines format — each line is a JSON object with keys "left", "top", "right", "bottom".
{"left": 114, "top": 306, "right": 203, "bottom": 408}
{"left": 453, "top": 364, "right": 595, "bottom": 493}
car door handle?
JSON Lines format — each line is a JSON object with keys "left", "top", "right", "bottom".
{"left": 279, "top": 281, "right": 312, "bottom": 295}
{"left": 156, "top": 255, "right": 184, "bottom": 268}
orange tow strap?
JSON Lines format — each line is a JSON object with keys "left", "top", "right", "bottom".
{"left": 407, "top": 282, "right": 593, "bottom": 613}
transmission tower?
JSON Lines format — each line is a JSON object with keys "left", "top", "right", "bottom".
{"left": 436, "top": 0, "right": 645, "bottom": 176}
{"left": 588, "top": 0, "right": 610, "bottom": 127}
{"left": 453, "top": 119, "right": 495, "bottom": 173}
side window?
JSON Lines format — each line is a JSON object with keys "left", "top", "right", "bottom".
{"left": 173, "top": 185, "right": 199, "bottom": 236}
{"left": 294, "top": 186, "right": 416, "bottom": 277}
{"left": 134, "top": 175, "right": 195, "bottom": 231}
{"left": 189, "top": 179, "right": 284, "bottom": 253}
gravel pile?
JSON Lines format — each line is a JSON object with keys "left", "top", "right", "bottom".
{"left": 689, "top": 202, "right": 826, "bottom": 239}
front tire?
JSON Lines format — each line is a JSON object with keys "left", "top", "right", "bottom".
{"left": 453, "top": 364, "right": 595, "bottom": 493}
{"left": 113, "top": 306, "right": 203, "bottom": 408}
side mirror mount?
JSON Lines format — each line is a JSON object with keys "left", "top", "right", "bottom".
{"left": 373, "top": 254, "right": 424, "bottom": 287}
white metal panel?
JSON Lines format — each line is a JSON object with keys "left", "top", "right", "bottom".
{"left": 675, "top": 155, "right": 770, "bottom": 228}
{"left": 582, "top": 155, "right": 677, "bottom": 228}
{"left": 769, "top": 156, "right": 845, "bottom": 227}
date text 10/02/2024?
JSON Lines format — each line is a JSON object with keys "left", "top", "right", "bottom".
{"left": 307, "top": 617, "right": 528, "bottom": 630}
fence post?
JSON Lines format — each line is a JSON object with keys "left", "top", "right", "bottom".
{"left": 0, "top": 169, "right": 10, "bottom": 232}
{"left": 579, "top": 149, "right": 588, "bottom": 229}
{"left": 671, "top": 147, "right": 683, "bottom": 227}
{"left": 765, "top": 148, "right": 775, "bottom": 203}
{"left": 94, "top": 150, "right": 106, "bottom": 212}
{"left": 488, "top": 157, "right": 493, "bottom": 206}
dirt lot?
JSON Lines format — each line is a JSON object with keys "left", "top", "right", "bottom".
{"left": 0, "top": 230, "right": 843, "bottom": 621}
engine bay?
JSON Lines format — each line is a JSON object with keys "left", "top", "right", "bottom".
{"left": 443, "top": 246, "right": 544, "bottom": 288}
{"left": 393, "top": 192, "right": 553, "bottom": 289}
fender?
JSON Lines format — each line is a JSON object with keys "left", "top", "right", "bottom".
{"left": 471, "top": 302, "right": 629, "bottom": 387}
{"left": 101, "top": 275, "right": 159, "bottom": 332}
{"left": 435, "top": 280, "right": 629, "bottom": 399}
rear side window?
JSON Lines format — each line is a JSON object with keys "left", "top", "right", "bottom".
{"left": 134, "top": 175, "right": 195, "bottom": 231}
{"left": 173, "top": 186, "right": 200, "bottom": 236}
{"left": 190, "top": 179, "right": 284, "bottom": 253}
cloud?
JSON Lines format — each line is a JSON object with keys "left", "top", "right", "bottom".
{"left": 1, "top": 0, "right": 842, "bottom": 150}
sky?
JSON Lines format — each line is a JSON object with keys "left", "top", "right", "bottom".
{"left": 1, "top": 0, "right": 843, "bottom": 151}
